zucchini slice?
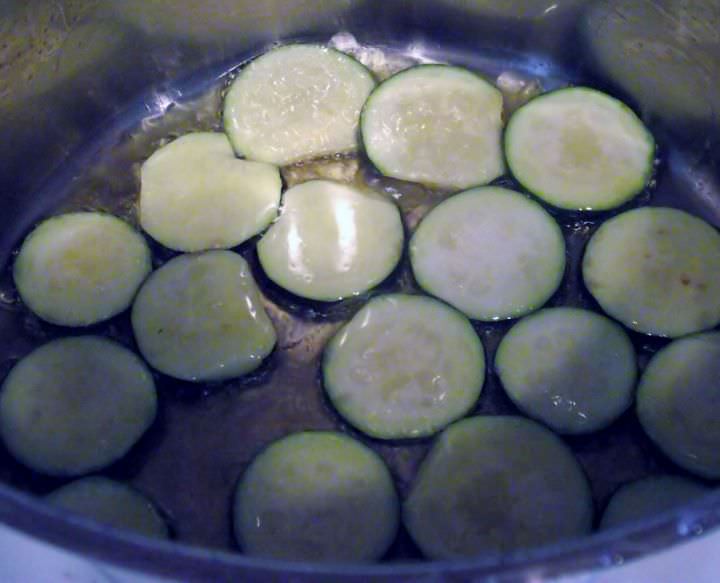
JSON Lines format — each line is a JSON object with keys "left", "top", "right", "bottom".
{"left": 583, "top": 207, "right": 720, "bottom": 337}
{"left": 13, "top": 212, "right": 151, "bottom": 327}
{"left": 505, "top": 87, "right": 655, "bottom": 211}
{"left": 233, "top": 431, "right": 398, "bottom": 562}
{"left": 600, "top": 475, "right": 708, "bottom": 530}
{"left": 410, "top": 187, "right": 565, "bottom": 321}
{"left": 224, "top": 44, "right": 376, "bottom": 166}
{"left": 139, "top": 132, "right": 282, "bottom": 252}
{"left": 131, "top": 250, "right": 276, "bottom": 382}
{"left": 257, "top": 180, "right": 403, "bottom": 302}
{"left": 637, "top": 332, "right": 720, "bottom": 478}
{"left": 0, "top": 337, "right": 157, "bottom": 476}
{"left": 323, "top": 294, "right": 485, "bottom": 440}
{"left": 496, "top": 307, "right": 636, "bottom": 434}
{"left": 403, "top": 416, "right": 593, "bottom": 559}
{"left": 47, "top": 477, "right": 169, "bottom": 538}
{"left": 361, "top": 65, "right": 504, "bottom": 189}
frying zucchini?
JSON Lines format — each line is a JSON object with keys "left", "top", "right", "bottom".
{"left": 361, "top": 65, "right": 504, "bottom": 189}
{"left": 257, "top": 180, "right": 403, "bottom": 302}
{"left": 410, "top": 187, "right": 565, "bottom": 321}
{"left": 495, "top": 307, "right": 636, "bottom": 434}
{"left": 600, "top": 475, "right": 708, "bottom": 530}
{"left": 139, "top": 132, "right": 282, "bottom": 252}
{"left": 505, "top": 87, "right": 655, "bottom": 211}
{"left": 0, "top": 336, "right": 157, "bottom": 476}
{"left": 131, "top": 250, "right": 276, "bottom": 382}
{"left": 224, "top": 44, "right": 376, "bottom": 166}
{"left": 233, "top": 431, "right": 398, "bottom": 562}
{"left": 583, "top": 207, "right": 720, "bottom": 337}
{"left": 403, "top": 416, "right": 593, "bottom": 559}
{"left": 47, "top": 477, "right": 169, "bottom": 538}
{"left": 323, "top": 294, "right": 485, "bottom": 440}
{"left": 13, "top": 212, "right": 151, "bottom": 327}
{"left": 636, "top": 332, "right": 720, "bottom": 478}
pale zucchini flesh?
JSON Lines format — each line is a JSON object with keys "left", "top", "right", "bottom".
{"left": 131, "top": 250, "right": 276, "bottom": 382}
{"left": 323, "top": 294, "right": 485, "bottom": 440}
{"left": 0, "top": 336, "right": 157, "bottom": 476}
{"left": 13, "top": 212, "right": 151, "bottom": 327}
{"left": 361, "top": 65, "right": 504, "bottom": 189}
{"left": 257, "top": 180, "right": 404, "bottom": 302}
{"left": 636, "top": 332, "right": 720, "bottom": 478}
{"left": 224, "top": 44, "right": 376, "bottom": 166}
{"left": 505, "top": 87, "right": 655, "bottom": 211}
{"left": 234, "top": 431, "right": 398, "bottom": 562}
{"left": 410, "top": 187, "right": 566, "bottom": 321}
{"left": 496, "top": 307, "right": 637, "bottom": 434}
{"left": 139, "top": 132, "right": 282, "bottom": 252}
{"left": 47, "top": 477, "right": 169, "bottom": 538}
{"left": 403, "top": 416, "right": 593, "bottom": 559}
{"left": 600, "top": 475, "right": 708, "bottom": 530}
{"left": 583, "top": 207, "right": 720, "bottom": 337}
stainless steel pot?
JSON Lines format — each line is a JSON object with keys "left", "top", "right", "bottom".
{"left": 1, "top": 1, "right": 720, "bottom": 581}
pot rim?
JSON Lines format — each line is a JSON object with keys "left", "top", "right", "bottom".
{"left": 2, "top": 480, "right": 719, "bottom": 581}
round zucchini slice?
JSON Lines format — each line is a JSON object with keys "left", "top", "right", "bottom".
{"left": 505, "top": 87, "right": 655, "bottom": 211}
{"left": 139, "top": 132, "right": 281, "bottom": 252}
{"left": 13, "top": 212, "right": 151, "bottom": 327}
{"left": 323, "top": 294, "right": 485, "bottom": 440}
{"left": 0, "top": 336, "right": 157, "bottom": 476}
{"left": 600, "top": 475, "right": 708, "bottom": 530}
{"left": 47, "top": 477, "right": 169, "bottom": 538}
{"left": 403, "top": 416, "right": 593, "bottom": 559}
{"left": 361, "top": 65, "right": 504, "bottom": 189}
{"left": 233, "top": 431, "right": 398, "bottom": 562}
{"left": 496, "top": 307, "right": 636, "bottom": 434}
{"left": 410, "top": 187, "right": 565, "bottom": 321}
{"left": 224, "top": 44, "right": 376, "bottom": 166}
{"left": 257, "top": 180, "right": 403, "bottom": 302}
{"left": 637, "top": 332, "right": 720, "bottom": 478}
{"left": 583, "top": 207, "right": 720, "bottom": 337}
{"left": 131, "top": 250, "right": 276, "bottom": 382}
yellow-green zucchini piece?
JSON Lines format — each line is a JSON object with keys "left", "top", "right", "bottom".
{"left": 323, "top": 294, "right": 485, "bottom": 439}
{"left": 0, "top": 337, "right": 157, "bottom": 476}
{"left": 505, "top": 87, "right": 655, "bottom": 211}
{"left": 496, "top": 307, "right": 636, "bottom": 434}
{"left": 361, "top": 65, "right": 504, "bottom": 189}
{"left": 257, "top": 180, "right": 403, "bottom": 302}
{"left": 224, "top": 44, "right": 376, "bottom": 166}
{"left": 583, "top": 207, "right": 720, "bottom": 337}
{"left": 403, "top": 416, "right": 593, "bottom": 559}
{"left": 47, "top": 477, "right": 169, "bottom": 538}
{"left": 410, "top": 187, "right": 565, "bottom": 321}
{"left": 131, "top": 250, "right": 276, "bottom": 382}
{"left": 139, "top": 132, "right": 281, "bottom": 252}
{"left": 233, "top": 431, "right": 398, "bottom": 562}
{"left": 14, "top": 212, "right": 151, "bottom": 327}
